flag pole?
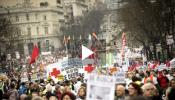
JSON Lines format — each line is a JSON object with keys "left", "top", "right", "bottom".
{"left": 72, "top": 34, "right": 75, "bottom": 57}
{"left": 65, "top": 40, "right": 68, "bottom": 56}
{"left": 121, "top": 32, "right": 126, "bottom": 70}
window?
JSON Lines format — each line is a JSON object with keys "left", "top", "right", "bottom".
{"left": 40, "top": 2, "right": 48, "bottom": 7}
{"left": 24, "top": 0, "right": 30, "bottom": 3}
{"left": 27, "top": 27, "right": 31, "bottom": 35}
{"left": 28, "top": 43, "right": 34, "bottom": 54}
{"left": 44, "top": 27, "right": 48, "bottom": 34}
{"left": 16, "top": 15, "right": 19, "bottom": 22}
{"left": 46, "top": 40, "right": 49, "bottom": 51}
{"left": 26, "top": 13, "right": 29, "bottom": 21}
{"left": 36, "top": 27, "right": 39, "bottom": 35}
{"left": 35, "top": 14, "right": 38, "bottom": 20}
{"left": 57, "top": 0, "right": 61, "bottom": 4}
{"left": 18, "top": 29, "right": 21, "bottom": 35}
{"left": 43, "top": 15, "right": 47, "bottom": 20}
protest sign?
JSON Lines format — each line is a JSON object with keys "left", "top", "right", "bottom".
{"left": 86, "top": 74, "right": 115, "bottom": 100}
{"left": 138, "top": 65, "right": 148, "bottom": 71}
{"left": 31, "top": 73, "right": 38, "bottom": 82}
{"left": 114, "top": 71, "right": 126, "bottom": 84}
{"left": 155, "top": 64, "right": 167, "bottom": 71}
{"left": 170, "top": 58, "right": 175, "bottom": 67}
{"left": 46, "top": 58, "right": 89, "bottom": 82}
{"left": 61, "top": 58, "right": 83, "bottom": 79}
{"left": 21, "top": 72, "right": 28, "bottom": 82}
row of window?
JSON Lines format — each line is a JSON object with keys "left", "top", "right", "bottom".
{"left": 28, "top": 39, "right": 50, "bottom": 54}
{"left": 15, "top": 14, "right": 47, "bottom": 22}
{"left": 27, "top": 27, "right": 48, "bottom": 35}
{"left": 40, "top": 0, "right": 61, "bottom": 7}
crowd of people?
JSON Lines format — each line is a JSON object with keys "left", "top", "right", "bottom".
{"left": 0, "top": 66, "right": 175, "bottom": 100}
{"left": 0, "top": 51, "right": 175, "bottom": 100}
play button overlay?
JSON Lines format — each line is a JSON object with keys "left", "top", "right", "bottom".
{"left": 82, "top": 45, "right": 94, "bottom": 60}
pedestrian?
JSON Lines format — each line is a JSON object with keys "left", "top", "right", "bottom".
{"left": 126, "top": 82, "right": 142, "bottom": 100}
{"left": 74, "top": 78, "right": 82, "bottom": 93}
{"left": 18, "top": 82, "right": 27, "bottom": 95}
{"left": 61, "top": 92, "right": 76, "bottom": 100}
{"left": 54, "top": 84, "right": 62, "bottom": 100}
{"left": 165, "top": 78, "right": 175, "bottom": 100}
{"left": 76, "top": 87, "right": 86, "bottom": 100}
{"left": 115, "top": 84, "right": 125, "bottom": 100}
{"left": 9, "top": 82, "right": 19, "bottom": 100}
{"left": 142, "top": 83, "right": 162, "bottom": 100}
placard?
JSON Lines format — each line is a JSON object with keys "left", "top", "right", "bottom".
{"left": 114, "top": 71, "right": 126, "bottom": 84}
{"left": 86, "top": 74, "right": 115, "bottom": 100}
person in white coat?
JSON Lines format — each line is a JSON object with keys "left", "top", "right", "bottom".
{"left": 74, "top": 78, "right": 82, "bottom": 93}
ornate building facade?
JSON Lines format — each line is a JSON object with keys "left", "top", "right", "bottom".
{"left": 0, "top": 0, "right": 88, "bottom": 56}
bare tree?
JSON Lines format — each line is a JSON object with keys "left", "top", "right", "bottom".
{"left": 61, "top": 1, "right": 107, "bottom": 41}
{"left": 0, "top": 17, "right": 21, "bottom": 54}
{"left": 118, "top": 0, "right": 175, "bottom": 61}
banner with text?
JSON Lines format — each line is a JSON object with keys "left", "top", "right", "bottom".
{"left": 86, "top": 74, "right": 115, "bottom": 100}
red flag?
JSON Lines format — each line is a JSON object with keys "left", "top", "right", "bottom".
{"left": 29, "top": 45, "right": 39, "bottom": 64}
{"left": 84, "top": 64, "right": 95, "bottom": 73}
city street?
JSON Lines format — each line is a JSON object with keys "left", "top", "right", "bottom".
{"left": 0, "top": 0, "right": 175, "bottom": 100}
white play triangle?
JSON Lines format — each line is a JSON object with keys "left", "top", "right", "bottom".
{"left": 82, "top": 45, "right": 94, "bottom": 60}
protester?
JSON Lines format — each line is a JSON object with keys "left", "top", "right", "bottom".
{"left": 54, "top": 84, "right": 62, "bottom": 100}
{"left": 125, "top": 72, "right": 133, "bottom": 89}
{"left": 76, "top": 87, "right": 86, "bottom": 100}
{"left": 49, "top": 95, "right": 59, "bottom": 100}
{"left": 142, "top": 71, "right": 158, "bottom": 85}
{"left": 128, "top": 95, "right": 149, "bottom": 100}
{"left": 74, "top": 78, "right": 82, "bottom": 93}
{"left": 20, "top": 94, "right": 28, "bottom": 100}
{"left": 19, "top": 82, "right": 28, "bottom": 95}
{"left": 142, "top": 83, "right": 156, "bottom": 97}
{"left": 126, "top": 82, "right": 142, "bottom": 99}
{"left": 142, "top": 83, "right": 162, "bottom": 100}
{"left": 165, "top": 78, "right": 175, "bottom": 100}
{"left": 9, "top": 82, "right": 19, "bottom": 100}
{"left": 115, "top": 84, "right": 125, "bottom": 100}
{"left": 1, "top": 49, "right": 175, "bottom": 100}
{"left": 61, "top": 92, "right": 76, "bottom": 100}
{"left": 32, "top": 96, "right": 43, "bottom": 100}
{"left": 157, "top": 71, "right": 169, "bottom": 93}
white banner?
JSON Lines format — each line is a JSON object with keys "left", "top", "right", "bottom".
{"left": 31, "top": 73, "right": 38, "bottom": 82}
{"left": 21, "top": 72, "right": 28, "bottom": 82}
{"left": 166, "top": 35, "right": 174, "bottom": 45}
{"left": 86, "top": 74, "right": 115, "bottom": 100}
{"left": 114, "top": 71, "right": 126, "bottom": 84}
{"left": 46, "top": 58, "right": 94, "bottom": 82}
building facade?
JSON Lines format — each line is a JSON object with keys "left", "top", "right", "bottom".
{"left": 62, "top": 0, "right": 88, "bottom": 27}
{"left": 0, "top": 0, "right": 96, "bottom": 56}
{"left": 0, "top": 0, "right": 64, "bottom": 55}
